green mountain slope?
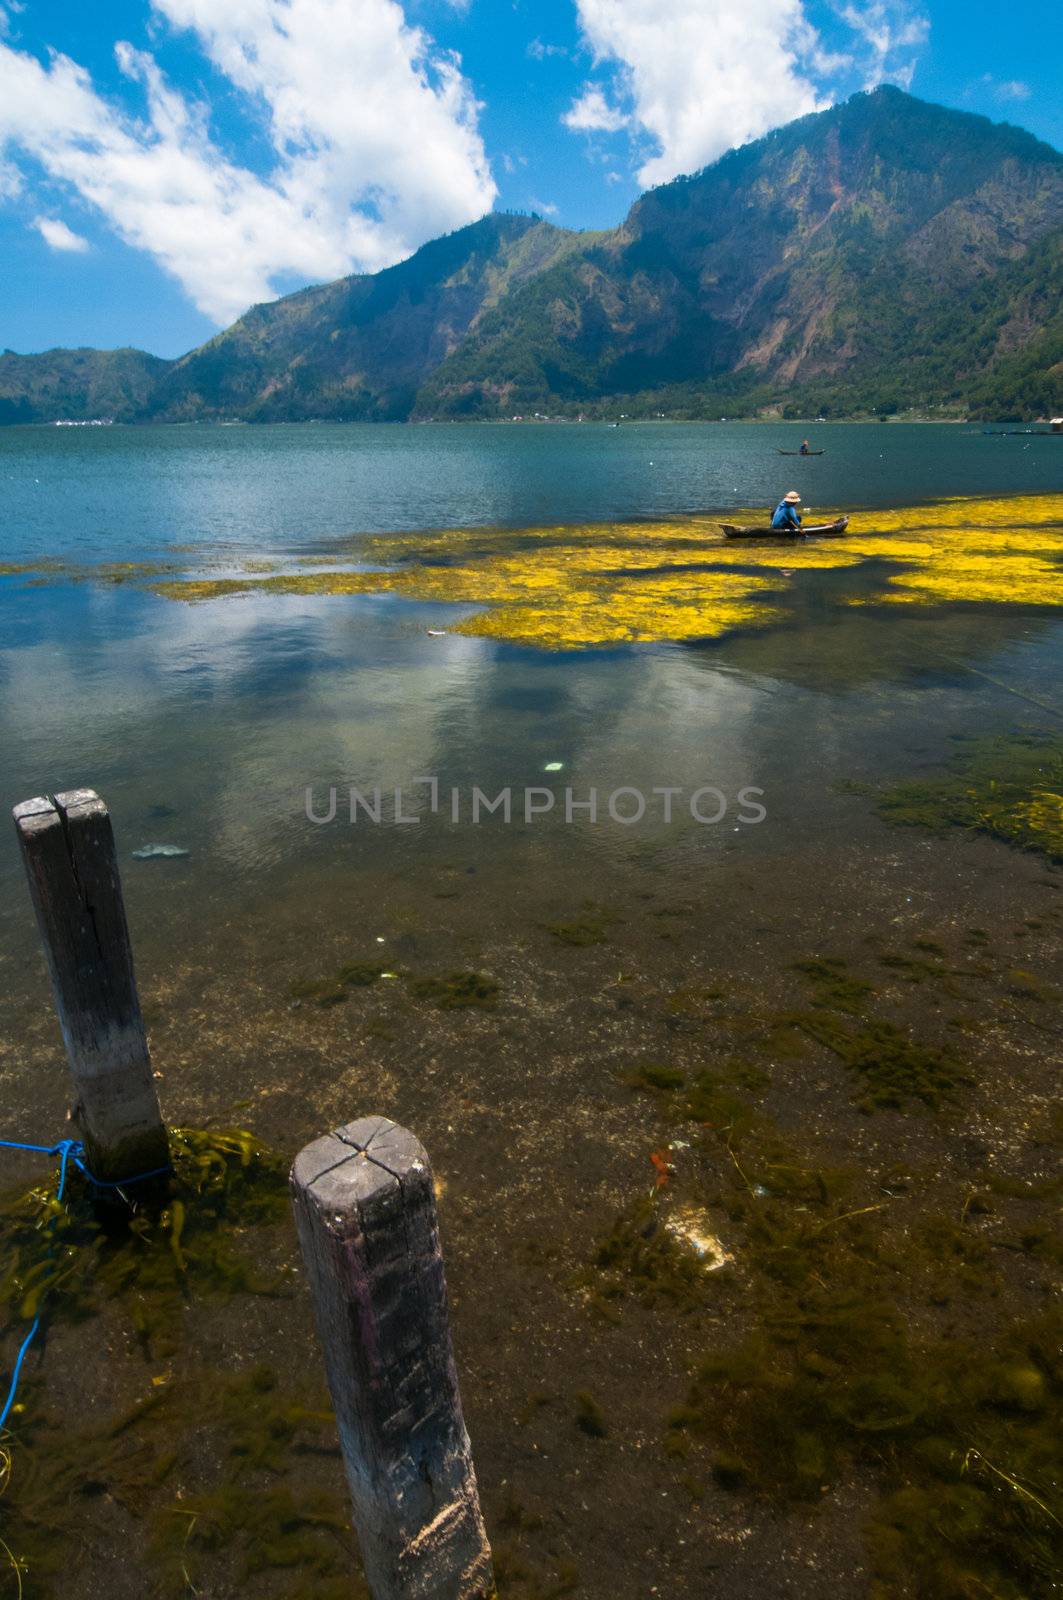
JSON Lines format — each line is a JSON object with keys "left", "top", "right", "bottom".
{"left": 0, "top": 347, "right": 168, "bottom": 423}
{"left": 144, "top": 214, "right": 587, "bottom": 422}
{"left": 418, "top": 88, "right": 1063, "bottom": 419}
{"left": 1, "top": 88, "right": 1061, "bottom": 423}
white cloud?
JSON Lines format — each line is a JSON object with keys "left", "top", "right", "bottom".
{"left": 984, "top": 75, "right": 1031, "bottom": 102}
{"left": 0, "top": 0, "right": 496, "bottom": 324}
{"left": 565, "top": 0, "right": 829, "bottom": 186}
{"left": 527, "top": 37, "right": 567, "bottom": 61}
{"left": 34, "top": 214, "right": 90, "bottom": 251}
{"left": 838, "top": 2, "right": 928, "bottom": 89}
{"left": 527, "top": 197, "right": 559, "bottom": 216}
{"left": 564, "top": 0, "right": 929, "bottom": 186}
{"left": 563, "top": 86, "right": 627, "bottom": 134}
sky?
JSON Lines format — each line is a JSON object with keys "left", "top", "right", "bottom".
{"left": 1, "top": 0, "right": 1060, "bottom": 357}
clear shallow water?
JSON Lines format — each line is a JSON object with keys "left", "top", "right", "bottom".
{"left": 0, "top": 419, "right": 1061, "bottom": 983}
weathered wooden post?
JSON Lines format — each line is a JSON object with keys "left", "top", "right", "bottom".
{"left": 290, "top": 1116, "right": 493, "bottom": 1600}
{"left": 13, "top": 788, "right": 169, "bottom": 1186}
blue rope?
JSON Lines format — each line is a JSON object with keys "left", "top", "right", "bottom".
{"left": 0, "top": 1135, "right": 173, "bottom": 1430}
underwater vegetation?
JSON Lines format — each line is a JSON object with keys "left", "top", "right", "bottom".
{"left": 0, "top": 1128, "right": 363, "bottom": 1597}
{"left": 2, "top": 1363, "right": 358, "bottom": 1598}
{"left": 289, "top": 960, "right": 387, "bottom": 1006}
{"left": 875, "top": 732, "right": 1063, "bottom": 863}
{"left": 597, "top": 1026, "right": 1063, "bottom": 1600}
{"left": 0, "top": 1127, "right": 289, "bottom": 1352}
{"left": 289, "top": 961, "right": 500, "bottom": 1008}
{"left": 406, "top": 970, "right": 500, "bottom": 1009}
{"left": 14, "top": 493, "right": 1061, "bottom": 652}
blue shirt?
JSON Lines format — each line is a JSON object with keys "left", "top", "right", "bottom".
{"left": 771, "top": 499, "right": 801, "bottom": 529}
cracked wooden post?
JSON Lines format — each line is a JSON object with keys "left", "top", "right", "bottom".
{"left": 13, "top": 788, "right": 169, "bottom": 1186}
{"left": 291, "top": 1116, "right": 493, "bottom": 1600}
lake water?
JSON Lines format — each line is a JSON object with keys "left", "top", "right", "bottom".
{"left": 2, "top": 419, "right": 1060, "bottom": 562}
{"left": 1, "top": 421, "right": 1061, "bottom": 1600}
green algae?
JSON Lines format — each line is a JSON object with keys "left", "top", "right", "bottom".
{"left": 682, "top": 1299, "right": 1063, "bottom": 1600}
{"left": 0, "top": 1128, "right": 360, "bottom": 1598}
{"left": 791, "top": 957, "right": 875, "bottom": 1014}
{"left": 289, "top": 959, "right": 386, "bottom": 1006}
{"left": 787, "top": 1011, "right": 969, "bottom": 1110}
{"left": 0, "top": 1128, "right": 289, "bottom": 1358}
{"left": 407, "top": 970, "right": 500, "bottom": 1009}
{"left": 877, "top": 732, "right": 1063, "bottom": 862}
{"left": 598, "top": 960, "right": 1061, "bottom": 1600}
{"left": 4, "top": 1365, "right": 357, "bottom": 1599}
{"left": 588, "top": 1196, "right": 710, "bottom": 1313}
{"left": 667, "top": 1104, "right": 1054, "bottom": 1594}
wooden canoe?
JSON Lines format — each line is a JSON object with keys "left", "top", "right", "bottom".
{"left": 720, "top": 515, "right": 850, "bottom": 541}
{"left": 777, "top": 449, "right": 825, "bottom": 455}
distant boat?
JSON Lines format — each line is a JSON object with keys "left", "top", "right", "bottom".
{"left": 720, "top": 515, "right": 850, "bottom": 541}
{"left": 778, "top": 448, "right": 825, "bottom": 455}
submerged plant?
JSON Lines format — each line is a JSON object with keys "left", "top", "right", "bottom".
{"left": 289, "top": 959, "right": 386, "bottom": 1006}
{"left": 877, "top": 732, "right": 1063, "bottom": 862}
{"left": 0, "top": 1128, "right": 289, "bottom": 1361}
{"left": 0, "top": 1127, "right": 357, "bottom": 1596}
{"left": 407, "top": 971, "right": 500, "bottom": 1009}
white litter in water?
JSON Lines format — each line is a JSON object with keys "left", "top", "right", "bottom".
{"left": 375, "top": 936, "right": 386, "bottom": 944}
{"left": 131, "top": 844, "right": 190, "bottom": 860}
{"left": 664, "top": 1207, "right": 732, "bottom": 1271}
{"left": 544, "top": 761, "right": 564, "bottom": 772}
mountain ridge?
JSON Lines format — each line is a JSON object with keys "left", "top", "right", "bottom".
{"left": 3, "top": 87, "right": 1061, "bottom": 423}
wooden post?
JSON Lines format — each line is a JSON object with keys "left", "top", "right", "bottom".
{"left": 13, "top": 789, "right": 169, "bottom": 1186}
{"left": 290, "top": 1116, "right": 493, "bottom": 1600}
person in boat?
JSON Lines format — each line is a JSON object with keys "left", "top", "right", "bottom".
{"left": 771, "top": 490, "right": 802, "bottom": 531}
{"left": 799, "top": 440, "right": 811, "bottom": 455}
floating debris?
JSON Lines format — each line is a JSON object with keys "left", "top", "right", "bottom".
{"left": 131, "top": 844, "right": 190, "bottom": 860}
{"left": 544, "top": 761, "right": 564, "bottom": 771}
{"left": 663, "top": 1207, "right": 732, "bottom": 1271}
{"left": 650, "top": 1149, "right": 674, "bottom": 1188}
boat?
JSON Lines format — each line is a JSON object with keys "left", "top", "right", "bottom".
{"left": 720, "top": 515, "right": 850, "bottom": 541}
{"left": 777, "top": 448, "right": 825, "bottom": 455}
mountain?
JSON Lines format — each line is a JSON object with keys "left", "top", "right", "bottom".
{"left": 416, "top": 88, "right": 1063, "bottom": 420}
{"left": 144, "top": 213, "right": 591, "bottom": 422}
{"left": 3, "top": 88, "right": 1061, "bottom": 423}
{"left": 0, "top": 347, "right": 167, "bottom": 424}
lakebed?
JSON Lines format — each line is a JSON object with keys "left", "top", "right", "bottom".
{"left": 0, "top": 422, "right": 1060, "bottom": 1599}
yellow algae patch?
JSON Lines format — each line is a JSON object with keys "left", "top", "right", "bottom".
{"left": 869, "top": 555, "right": 1063, "bottom": 607}
{"left": 143, "top": 492, "right": 1063, "bottom": 649}
{"left": 460, "top": 582, "right": 784, "bottom": 649}
{"left": 852, "top": 494, "right": 1063, "bottom": 531}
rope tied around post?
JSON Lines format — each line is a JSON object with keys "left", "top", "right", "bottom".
{"left": 0, "top": 1134, "right": 173, "bottom": 1429}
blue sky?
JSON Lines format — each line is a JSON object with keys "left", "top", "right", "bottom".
{"left": 1, "top": 0, "right": 1059, "bottom": 358}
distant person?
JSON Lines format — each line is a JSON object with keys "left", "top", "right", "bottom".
{"left": 771, "top": 490, "right": 802, "bottom": 531}
{"left": 800, "top": 439, "right": 811, "bottom": 455}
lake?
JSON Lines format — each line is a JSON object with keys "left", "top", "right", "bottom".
{"left": 1, "top": 421, "right": 1061, "bottom": 1600}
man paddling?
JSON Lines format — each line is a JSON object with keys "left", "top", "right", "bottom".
{"left": 800, "top": 439, "right": 811, "bottom": 455}
{"left": 771, "top": 489, "right": 803, "bottom": 531}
